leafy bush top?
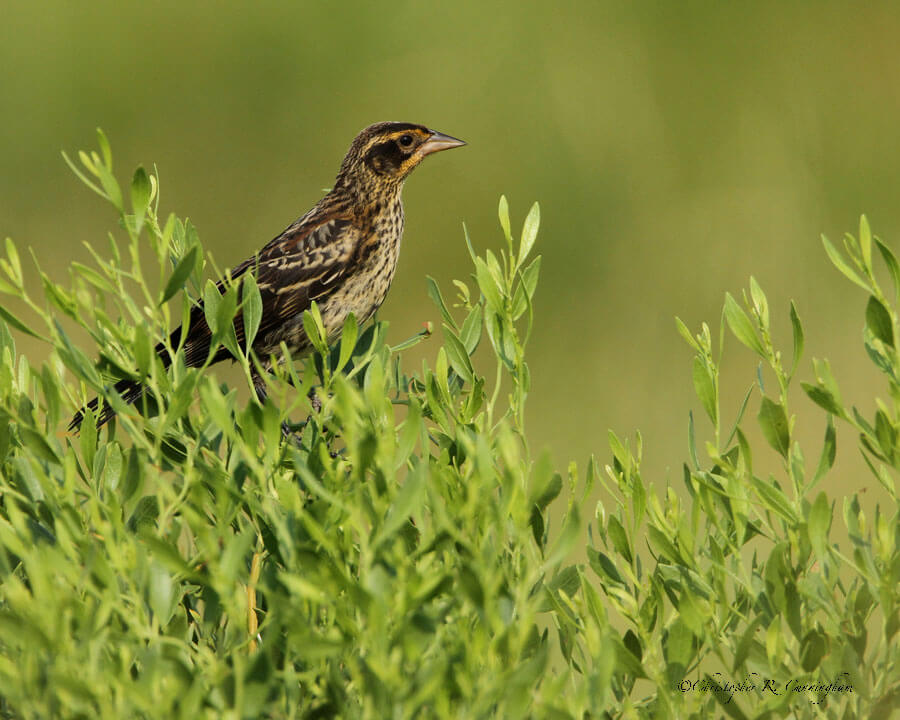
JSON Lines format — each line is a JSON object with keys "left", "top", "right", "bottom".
{"left": 0, "top": 133, "right": 896, "bottom": 718}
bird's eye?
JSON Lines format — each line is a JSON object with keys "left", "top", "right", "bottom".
{"left": 398, "top": 134, "right": 414, "bottom": 148}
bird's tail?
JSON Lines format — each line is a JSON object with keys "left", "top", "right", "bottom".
{"left": 68, "top": 376, "right": 149, "bottom": 431}
{"left": 68, "top": 305, "right": 216, "bottom": 432}
{"left": 68, "top": 331, "right": 182, "bottom": 432}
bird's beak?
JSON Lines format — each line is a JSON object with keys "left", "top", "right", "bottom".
{"left": 419, "top": 130, "right": 466, "bottom": 156}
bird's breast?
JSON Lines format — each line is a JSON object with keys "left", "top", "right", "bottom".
{"left": 320, "top": 203, "right": 405, "bottom": 340}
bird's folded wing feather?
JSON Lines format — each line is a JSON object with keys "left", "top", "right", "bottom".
{"left": 180, "top": 213, "right": 357, "bottom": 366}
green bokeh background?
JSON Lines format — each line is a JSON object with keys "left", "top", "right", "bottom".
{"left": 3, "top": 1, "right": 899, "bottom": 490}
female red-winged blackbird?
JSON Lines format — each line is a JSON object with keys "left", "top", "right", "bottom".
{"left": 69, "top": 122, "right": 465, "bottom": 431}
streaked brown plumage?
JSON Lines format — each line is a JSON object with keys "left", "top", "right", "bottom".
{"left": 69, "top": 121, "right": 465, "bottom": 431}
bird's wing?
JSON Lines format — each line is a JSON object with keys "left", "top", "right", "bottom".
{"left": 179, "top": 212, "right": 357, "bottom": 367}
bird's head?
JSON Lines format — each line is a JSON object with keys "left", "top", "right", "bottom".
{"left": 336, "top": 122, "right": 465, "bottom": 191}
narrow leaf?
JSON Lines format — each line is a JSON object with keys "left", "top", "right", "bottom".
{"left": 202, "top": 279, "right": 221, "bottom": 335}
{"left": 821, "top": 235, "right": 871, "bottom": 292}
{"left": 0, "top": 305, "right": 43, "bottom": 340}
{"left": 131, "top": 166, "right": 151, "bottom": 233}
{"left": 443, "top": 326, "right": 474, "bottom": 384}
{"left": 875, "top": 236, "right": 900, "bottom": 306}
{"left": 241, "top": 273, "right": 263, "bottom": 350}
{"left": 96, "top": 127, "right": 113, "bottom": 169}
{"left": 751, "top": 476, "right": 798, "bottom": 523}
{"left": 160, "top": 245, "right": 199, "bottom": 305}
{"left": 498, "top": 195, "right": 512, "bottom": 244}
{"left": 723, "top": 293, "right": 765, "bottom": 357}
{"left": 675, "top": 317, "right": 701, "bottom": 352}
{"left": 758, "top": 396, "right": 790, "bottom": 458}
{"left": 426, "top": 276, "right": 457, "bottom": 330}
{"left": 518, "top": 201, "right": 540, "bottom": 269}
{"left": 607, "top": 516, "right": 632, "bottom": 564}
{"left": 335, "top": 312, "right": 358, "bottom": 373}
{"left": 859, "top": 214, "right": 872, "bottom": 272}
{"left": 459, "top": 307, "right": 483, "bottom": 355}
{"left": 813, "top": 417, "right": 836, "bottom": 482}
{"left": 865, "top": 295, "right": 894, "bottom": 346}
{"left": 808, "top": 492, "right": 831, "bottom": 560}
{"left": 692, "top": 357, "right": 717, "bottom": 426}
{"left": 789, "top": 301, "right": 804, "bottom": 373}
{"left": 475, "top": 258, "right": 504, "bottom": 313}
{"left": 748, "top": 276, "right": 769, "bottom": 329}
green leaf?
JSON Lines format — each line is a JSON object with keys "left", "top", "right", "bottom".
{"left": 532, "top": 472, "right": 562, "bottom": 512}
{"left": 547, "top": 566, "right": 581, "bottom": 603}
{"left": 377, "top": 462, "right": 426, "bottom": 546}
{"left": 724, "top": 383, "right": 754, "bottom": 447}
{"left": 131, "top": 166, "right": 151, "bottom": 233}
{"left": 160, "top": 245, "right": 200, "bottom": 305}
{"left": 202, "top": 279, "right": 222, "bottom": 335}
{"left": 0, "top": 304, "right": 43, "bottom": 340}
{"left": 751, "top": 476, "right": 798, "bottom": 523}
{"left": 646, "top": 525, "right": 680, "bottom": 564}
{"left": 484, "top": 309, "right": 513, "bottom": 369}
{"left": 71, "top": 262, "right": 115, "bottom": 294}
{"left": 800, "top": 629, "right": 827, "bottom": 671}
{"left": 687, "top": 410, "right": 699, "bottom": 469}
{"left": 148, "top": 563, "right": 175, "bottom": 623}
{"left": 511, "top": 256, "right": 541, "bottom": 320}
{"left": 808, "top": 491, "right": 831, "bottom": 560}
{"left": 544, "top": 504, "right": 580, "bottom": 568}
{"left": 459, "top": 306, "right": 483, "bottom": 355}
{"left": 866, "top": 295, "right": 894, "bottom": 346}
{"left": 458, "top": 564, "right": 485, "bottom": 610}
{"left": 241, "top": 273, "right": 263, "bottom": 350}
{"left": 4, "top": 238, "right": 22, "bottom": 287}
{"left": 53, "top": 319, "right": 100, "bottom": 384}
{"left": 723, "top": 293, "right": 765, "bottom": 357}
{"left": 103, "top": 442, "right": 123, "bottom": 491}
{"left": 587, "top": 548, "right": 624, "bottom": 586}
{"left": 518, "top": 201, "right": 540, "bottom": 269}
{"left": 160, "top": 374, "right": 198, "bottom": 432}
{"left": 875, "top": 236, "right": 900, "bottom": 306}
{"left": 801, "top": 382, "right": 844, "bottom": 417}
{"left": 134, "top": 327, "right": 152, "bottom": 375}
{"left": 859, "top": 214, "right": 872, "bottom": 272}
{"left": 675, "top": 317, "right": 700, "bottom": 352}
{"left": 664, "top": 618, "right": 694, "bottom": 670}
{"left": 606, "top": 516, "right": 632, "bottom": 564}
{"left": 302, "top": 303, "right": 329, "bottom": 358}
{"left": 335, "top": 312, "right": 357, "bottom": 373}
{"left": 19, "top": 428, "right": 61, "bottom": 466}
{"left": 389, "top": 327, "right": 431, "bottom": 352}
{"left": 789, "top": 301, "right": 804, "bottom": 373}
{"left": 426, "top": 276, "right": 457, "bottom": 330}
{"left": 498, "top": 195, "right": 512, "bottom": 246}
{"left": 94, "top": 158, "right": 123, "bottom": 212}
{"left": 395, "top": 400, "right": 422, "bottom": 468}
{"left": 758, "top": 396, "right": 790, "bottom": 458}
{"left": 214, "top": 284, "right": 239, "bottom": 357}
{"left": 822, "top": 234, "right": 871, "bottom": 292}
{"left": 810, "top": 419, "right": 835, "bottom": 487}
{"left": 748, "top": 276, "right": 769, "bottom": 329}
{"left": 96, "top": 127, "right": 113, "bottom": 169}
{"left": 475, "top": 257, "right": 503, "bottom": 313}
{"left": 442, "top": 326, "right": 474, "bottom": 384}
{"left": 692, "top": 356, "right": 717, "bottom": 426}
{"left": 62, "top": 150, "right": 105, "bottom": 199}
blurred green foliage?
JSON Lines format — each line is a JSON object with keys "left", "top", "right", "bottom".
{"left": 5, "top": 1, "right": 900, "bottom": 487}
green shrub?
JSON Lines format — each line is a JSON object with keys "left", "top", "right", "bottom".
{"left": 0, "top": 134, "right": 896, "bottom": 718}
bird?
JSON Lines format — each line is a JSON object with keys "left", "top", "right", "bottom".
{"left": 69, "top": 121, "right": 465, "bottom": 431}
